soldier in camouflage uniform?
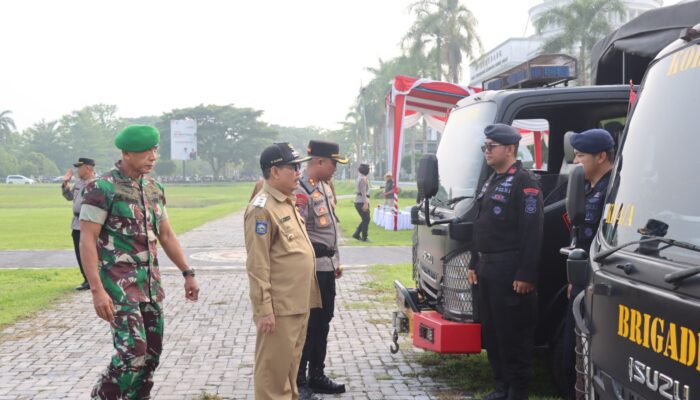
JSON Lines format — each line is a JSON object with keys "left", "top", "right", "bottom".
{"left": 79, "top": 125, "right": 200, "bottom": 400}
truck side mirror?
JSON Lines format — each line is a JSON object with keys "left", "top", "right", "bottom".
{"left": 566, "top": 165, "right": 586, "bottom": 226}
{"left": 417, "top": 155, "right": 439, "bottom": 199}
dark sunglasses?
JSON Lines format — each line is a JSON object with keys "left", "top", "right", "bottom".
{"left": 481, "top": 143, "right": 506, "bottom": 153}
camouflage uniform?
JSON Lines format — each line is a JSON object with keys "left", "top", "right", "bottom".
{"left": 79, "top": 161, "right": 168, "bottom": 400}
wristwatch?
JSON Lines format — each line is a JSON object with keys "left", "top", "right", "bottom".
{"left": 182, "top": 268, "right": 196, "bottom": 278}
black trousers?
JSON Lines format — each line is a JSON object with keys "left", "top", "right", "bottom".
{"left": 353, "top": 203, "right": 370, "bottom": 239}
{"left": 563, "top": 285, "right": 585, "bottom": 400}
{"left": 477, "top": 260, "right": 537, "bottom": 399}
{"left": 299, "top": 270, "right": 336, "bottom": 377}
{"left": 71, "top": 229, "right": 88, "bottom": 283}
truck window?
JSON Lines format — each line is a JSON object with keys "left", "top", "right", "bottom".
{"left": 513, "top": 119, "right": 550, "bottom": 170}
{"left": 602, "top": 42, "right": 700, "bottom": 266}
{"left": 435, "top": 101, "right": 497, "bottom": 204}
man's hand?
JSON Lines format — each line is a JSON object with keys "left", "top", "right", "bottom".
{"left": 467, "top": 269, "right": 478, "bottom": 285}
{"left": 184, "top": 276, "right": 199, "bottom": 301}
{"left": 362, "top": 202, "right": 370, "bottom": 212}
{"left": 335, "top": 265, "right": 344, "bottom": 279}
{"left": 567, "top": 283, "right": 573, "bottom": 299}
{"left": 257, "top": 313, "right": 276, "bottom": 334}
{"left": 62, "top": 169, "right": 73, "bottom": 185}
{"left": 92, "top": 289, "right": 115, "bottom": 323}
{"left": 513, "top": 280, "right": 535, "bottom": 294}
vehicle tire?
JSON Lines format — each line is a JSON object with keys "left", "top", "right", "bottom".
{"left": 549, "top": 326, "right": 568, "bottom": 397}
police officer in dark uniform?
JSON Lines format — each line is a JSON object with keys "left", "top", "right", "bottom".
{"left": 295, "top": 140, "right": 348, "bottom": 398}
{"left": 563, "top": 128, "right": 615, "bottom": 400}
{"left": 467, "top": 123, "right": 544, "bottom": 400}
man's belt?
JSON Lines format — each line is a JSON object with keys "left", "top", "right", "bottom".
{"left": 312, "top": 242, "right": 336, "bottom": 258}
{"left": 478, "top": 251, "right": 519, "bottom": 263}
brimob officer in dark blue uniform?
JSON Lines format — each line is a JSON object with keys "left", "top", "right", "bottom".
{"left": 563, "top": 128, "right": 615, "bottom": 400}
{"left": 467, "top": 123, "right": 544, "bottom": 400}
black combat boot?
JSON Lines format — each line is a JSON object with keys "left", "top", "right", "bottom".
{"left": 308, "top": 366, "right": 346, "bottom": 394}
{"left": 482, "top": 388, "right": 508, "bottom": 400}
{"left": 297, "top": 374, "right": 321, "bottom": 400}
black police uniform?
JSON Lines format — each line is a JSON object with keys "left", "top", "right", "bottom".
{"left": 470, "top": 160, "right": 544, "bottom": 400}
{"left": 563, "top": 170, "right": 611, "bottom": 399}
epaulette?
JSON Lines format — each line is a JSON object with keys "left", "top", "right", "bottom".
{"left": 253, "top": 194, "right": 268, "bottom": 208}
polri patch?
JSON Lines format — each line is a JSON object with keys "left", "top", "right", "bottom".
{"left": 255, "top": 220, "right": 268, "bottom": 236}
{"left": 523, "top": 188, "right": 539, "bottom": 215}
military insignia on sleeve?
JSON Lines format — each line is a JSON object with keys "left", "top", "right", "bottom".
{"left": 255, "top": 220, "right": 268, "bottom": 235}
{"left": 492, "top": 206, "right": 502, "bottom": 215}
{"left": 523, "top": 188, "right": 539, "bottom": 215}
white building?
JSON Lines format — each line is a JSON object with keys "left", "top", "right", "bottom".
{"left": 469, "top": 0, "right": 664, "bottom": 87}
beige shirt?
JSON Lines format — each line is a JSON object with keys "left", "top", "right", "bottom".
{"left": 354, "top": 175, "right": 369, "bottom": 204}
{"left": 244, "top": 182, "right": 322, "bottom": 318}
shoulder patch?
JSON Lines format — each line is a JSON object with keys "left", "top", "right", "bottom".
{"left": 255, "top": 220, "right": 268, "bottom": 235}
{"left": 253, "top": 195, "right": 267, "bottom": 208}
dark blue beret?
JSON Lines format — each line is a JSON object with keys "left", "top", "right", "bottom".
{"left": 570, "top": 129, "right": 614, "bottom": 154}
{"left": 484, "top": 123, "right": 521, "bottom": 145}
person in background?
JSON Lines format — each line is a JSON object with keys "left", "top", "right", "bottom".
{"left": 352, "top": 164, "right": 370, "bottom": 242}
{"left": 61, "top": 157, "right": 96, "bottom": 291}
{"left": 382, "top": 172, "right": 394, "bottom": 208}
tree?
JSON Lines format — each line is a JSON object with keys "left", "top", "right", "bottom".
{"left": 60, "top": 104, "right": 122, "bottom": 170}
{"left": 403, "top": 0, "right": 483, "bottom": 83}
{"left": 154, "top": 159, "right": 177, "bottom": 177}
{"left": 24, "top": 120, "right": 66, "bottom": 163}
{"left": 0, "top": 110, "right": 16, "bottom": 145}
{"left": 534, "top": 0, "right": 626, "bottom": 85}
{"left": 159, "top": 105, "right": 278, "bottom": 180}
{"left": 0, "top": 147, "right": 18, "bottom": 178}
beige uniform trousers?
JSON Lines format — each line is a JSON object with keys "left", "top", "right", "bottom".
{"left": 254, "top": 313, "right": 310, "bottom": 400}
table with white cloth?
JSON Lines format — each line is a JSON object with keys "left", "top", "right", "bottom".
{"left": 372, "top": 205, "right": 414, "bottom": 230}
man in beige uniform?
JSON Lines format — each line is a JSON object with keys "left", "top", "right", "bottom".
{"left": 245, "top": 142, "right": 322, "bottom": 400}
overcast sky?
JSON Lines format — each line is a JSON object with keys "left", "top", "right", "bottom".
{"left": 0, "top": 0, "right": 681, "bottom": 131}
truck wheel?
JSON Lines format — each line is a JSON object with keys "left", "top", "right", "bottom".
{"left": 549, "top": 327, "right": 568, "bottom": 397}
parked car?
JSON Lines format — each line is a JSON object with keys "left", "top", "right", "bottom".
{"left": 5, "top": 175, "right": 36, "bottom": 184}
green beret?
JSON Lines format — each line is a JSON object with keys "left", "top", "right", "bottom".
{"left": 115, "top": 125, "right": 160, "bottom": 152}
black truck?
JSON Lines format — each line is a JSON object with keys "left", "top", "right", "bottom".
{"left": 565, "top": 25, "right": 700, "bottom": 400}
{"left": 392, "top": 83, "right": 634, "bottom": 391}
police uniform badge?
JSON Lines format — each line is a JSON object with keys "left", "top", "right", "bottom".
{"left": 255, "top": 220, "right": 268, "bottom": 236}
{"left": 523, "top": 188, "right": 539, "bottom": 214}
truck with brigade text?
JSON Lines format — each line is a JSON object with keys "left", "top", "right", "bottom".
{"left": 564, "top": 24, "right": 700, "bottom": 400}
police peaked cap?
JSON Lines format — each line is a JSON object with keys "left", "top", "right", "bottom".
{"left": 307, "top": 140, "right": 349, "bottom": 164}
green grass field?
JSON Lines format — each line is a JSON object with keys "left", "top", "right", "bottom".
{"left": 335, "top": 198, "right": 413, "bottom": 246}
{"left": 0, "top": 268, "right": 83, "bottom": 328}
{"left": 0, "top": 182, "right": 253, "bottom": 250}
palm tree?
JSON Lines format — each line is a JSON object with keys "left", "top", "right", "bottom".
{"left": 534, "top": 0, "right": 626, "bottom": 85}
{"left": 0, "top": 110, "right": 16, "bottom": 145}
{"left": 403, "top": 0, "right": 483, "bottom": 83}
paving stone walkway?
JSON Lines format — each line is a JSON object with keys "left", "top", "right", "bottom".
{"left": 0, "top": 212, "right": 450, "bottom": 400}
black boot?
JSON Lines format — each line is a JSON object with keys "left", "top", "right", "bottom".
{"left": 75, "top": 281, "right": 90, "bottom": 291}
{"left": 483, "top": 388, "right": 508, "bottom": 400}
{"left": 308, "top": 366, "right": 346, "bottom": 394}
{"left": 297, "top": 376, "right": 321, "bottom": 400}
